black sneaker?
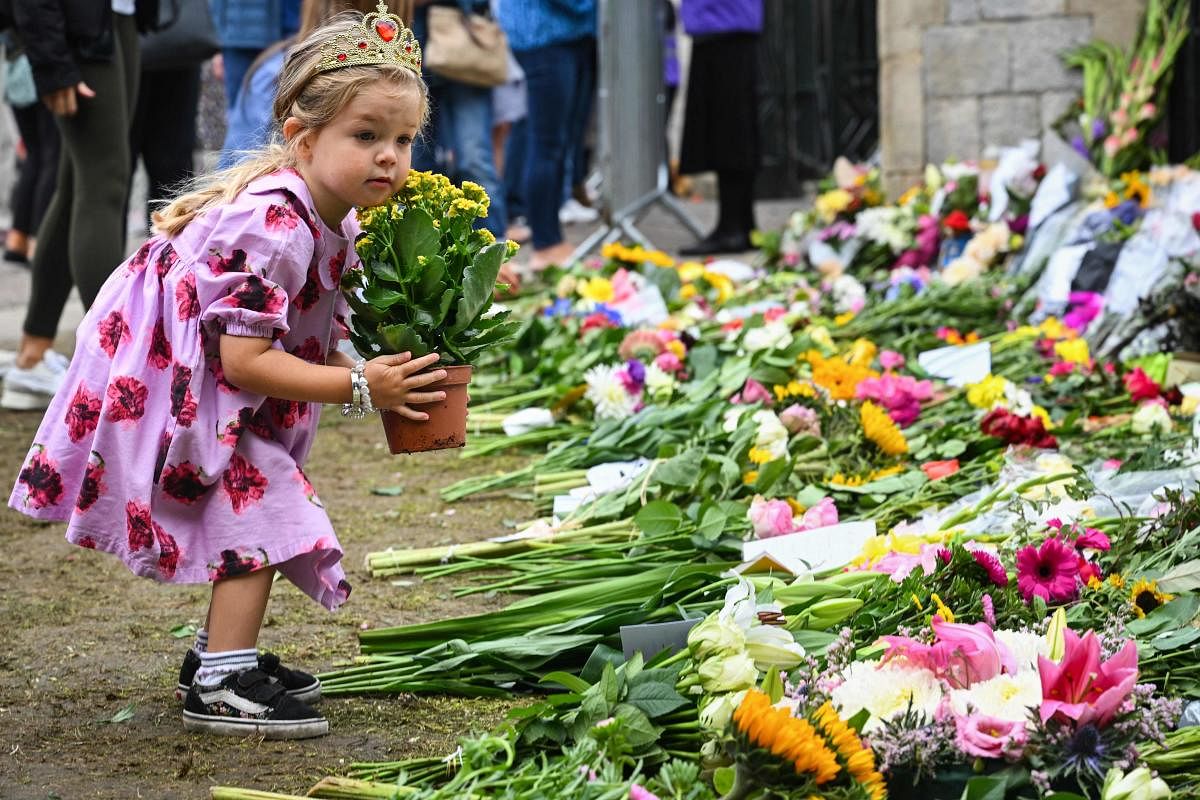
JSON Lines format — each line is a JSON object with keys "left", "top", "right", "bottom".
{"left": 182, "top": 668, "right": 329, "bottom": 739}
{"left": 176, "top": 649, "right": 322, "bottom": 704}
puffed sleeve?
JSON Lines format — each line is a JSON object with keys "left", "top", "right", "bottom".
{"left": 193, "top": 197, "right": 317, "bottom": 340}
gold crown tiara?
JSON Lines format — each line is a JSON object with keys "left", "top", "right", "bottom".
{"left": 317, "top": 2, "right": 422, "bottom": 75}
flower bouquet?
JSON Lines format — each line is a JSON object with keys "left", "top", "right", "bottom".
{"left": 344, "top": 171, "right": 520, "bottom": 452}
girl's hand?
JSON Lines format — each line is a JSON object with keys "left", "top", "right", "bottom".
{"left": 364, "top": 352, "right": 447, "bottom": 420}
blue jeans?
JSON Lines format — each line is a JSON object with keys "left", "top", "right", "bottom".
{"left": 413, "top": 79, "right": 508, "bottom": 238}
{"left": 514, "top": 37, "right": 595, "bottom": 250}
{"left": 222, "top": 47, "right": 263, "bottom": 109}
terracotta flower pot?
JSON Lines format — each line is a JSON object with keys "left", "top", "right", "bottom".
{"left": 379, "top": 364, "right": 473, "bottom": 454}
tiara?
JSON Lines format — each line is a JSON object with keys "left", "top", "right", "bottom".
{"left": 317, "top": 2, "right": 422, "bottom": 75}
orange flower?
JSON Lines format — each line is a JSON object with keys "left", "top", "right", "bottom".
{"left": 808, "top": 351, "right": 877, "bottom": 401}
{"left": 921, "top": 459, "right": 960, "bottom": 480}
{"left": 861, "top": 401, "right": 908, "bottom": 455}
{"left": 733, "top": 691, "right": 841, "bottom": 784}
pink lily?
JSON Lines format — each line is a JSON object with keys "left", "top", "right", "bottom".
{"left": 1038, "top": 629, "right": 1138, "bottom": 728}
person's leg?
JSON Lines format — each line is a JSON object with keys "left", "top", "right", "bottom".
{"left": 514, "top": 44, "right": 575, "bottom": 262}
{"left": 716, "top": 169, "right": 755, "bottom": 244}
{"left": 206, "top": 567, "right": 275, "bottom": 653}
{"left": 19, "top": 148, "right": 74, "bottom": 367}
{"left": 29, "top": 103, "right": 62, "bottom": 254}
{"left": 141, "top": 65, "right": 201, "bottom": 224}
{"left": 221, "top": 47, "right": 260, "bottom": 109}
{"left": 504, "top": 115, "right": 528, "bottom": 220}
{"left": 411, "top": 81, "right": 444, "bottom": 173}
{"left": 6, "top": 104, "right": 38, "bottom": 257}
{"left": 442, "top": 81, "right": 508, "bottom": 238}
{"left": 68, "top": 13, "right": 139, "bottom": 308}
{"left": 566, "top": 37, "right": 596, "bottom": 202}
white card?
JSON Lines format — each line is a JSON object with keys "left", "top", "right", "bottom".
{"left": 501, "top": 407, "right": 555, "bottom": 436}
{"left": 739, "top": 520, "right": 877, "bottom": 577}
{"left": 917, "top": 342, "right": 992, "bottom": 387}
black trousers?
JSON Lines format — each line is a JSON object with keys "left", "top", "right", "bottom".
{"left": 128, "top": 64, "right": 202, "bottom": 229}
{"left": 7, "top": 101, "right": 61, "bottom": 237}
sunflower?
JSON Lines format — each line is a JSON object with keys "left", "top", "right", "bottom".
{"left": 1130, "top": 579, "right": 1173, "bottom": 618}
{"left": 733, "top": 690, "right": 841, "bottom": 784}
{"left": 861, "top": 401, "right": 908, "bottom": 455}
{"left": 811, "top": 701, "right": 887, "bottom": 800}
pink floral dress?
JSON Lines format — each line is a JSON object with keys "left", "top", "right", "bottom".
{"left": 9, "top": 169, "right": 357, "bottom": 610}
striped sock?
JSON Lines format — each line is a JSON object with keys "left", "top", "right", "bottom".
{"left": 194, "top": 648, "right": 258, "bottom": 687}
{"left": 193, "top": 628, "right": 209, "bottom": 655}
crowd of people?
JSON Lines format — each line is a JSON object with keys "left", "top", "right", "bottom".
{"left": 0, "top": 0, "right": 764, "bottom": 412}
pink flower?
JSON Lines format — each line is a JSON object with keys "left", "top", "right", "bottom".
{"left": 879, "top": 350, "right": 906, "bottom": 371}
{"left": 922, "top": 459, "right": 960, "bottom": 480}
{"left": 1039, "top": 629, "right": 1138, "bottom": 729}
{"left": 779, "top": 404, "right": 821, "bottom": 437}
{"left": 1016, "top": 537, "right": 1079, "bottom": 604}
{"left": 967, "top": 546, "right": 1009, "bottom": 587}
{"left": 1049, "top": 361, "right": 1077, "bottom": 376}
{"left": 885, "top": 618, "right": 1016, "bottom": 689}
{"left": 954, "top": 713, "right": 1028, "bottom": 760}
{"left": 1074, "top": 528, "right": 1111, "bottom": 552}
{"left": 1078, "top": 558, "right": 1102, "bottom": 585}
{"left": 748, "top": 495, "right": 795, "bottom": 539}
{"left": 1063, "top": 291, "right": 1103, "bottom": 333}
{"left": 764, "top": 307, "right": 787, "bottom": 322}
{"left": 654, "top": 351, "right": 684, "bottom": 375}
{"left": 629, "top": 785, "right": 660, "bottom": 800}
{"left": 618, "top": 329, "right": 665, "bottom": 361}
{"left": 1102, "top": 458, "right": 1123, "bottom": 470}
{"left": 855, "top": 373, "right": 933, "bottom": 427}
{"left": 798, "top": 497, "right": 838, "bottom": 531}
{"left": 1123, "top": 367, "right": 1161, "bottom": 402}
{"left": 732, "top": 378, "right": 773, "bottom": 406}
{"left": 610, "top": 268, "right": 638, "bottom": 304}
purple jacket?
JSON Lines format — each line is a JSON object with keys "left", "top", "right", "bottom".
{"left": 679, "top": 0, "right": 763, "bottom": 36}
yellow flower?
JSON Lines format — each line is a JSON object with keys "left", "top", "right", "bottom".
{"left": 505, "top": 240, "right": 521, "bottom": 258}
{"left": 848, "top": 338, "right": 877, "bottom": 368}
{"left": 578, "top": 276, "right": 614, "bottom": 303}
{"left": 861, "top": 401, "right": 908, "bottom": 455}
{"left": 665, "top": 340, "right": 686, "bottom": 359}
{"left": 1130, "top": 579, "right": 1173, "bottom": 619}
{"left": 897, "top": 185, "right": 921, "bottom": 206}
{"left": 460, "top": 180, "right": 488, "bottom": 204}
{"left": 703, "top": 270, "right": 734, "bottom": 304}
{"left": 1031, "top": 405, "right": 1053, "bottom": 430}
{"left": 1054, "top": 338, "right": 1090, "bottom": 365}
{"left": 834, "top": 311, "right": 856, "bottom": 326}
{"left": 474, "top": 227, "right": 497, "bottom": 245}
{"left": 1108, "top": 573, "right": 1127, "bottom": 589}
{"left": 911, "top": 594, "right": 924, "bottom": 611}
{"left": 1001, "top": 325, "right": 1039, "bottom": 344}
{"left": 679, "top": 284, "right": 698, "bottom": 300}
{"left": 1037, "top": 317, "right": 1070, "bottom": 340}
{"left": 931, "top": 593, "right": 955, "bottom": 623}
{"left": 743, "top": 470, "right": 759, "bottom": 485}
{"left": 808, "top": 351, "right": 878, "bottom": 401}
{"left": 815, "top": 189, "right": 854, "bottom": 223}
{"left": 966, "top": 375, "right": 1008, "bottom": 409}
{"left": 1121, "top": 170, "right": 1152, "bottom": 208}
{"left": 748, "top": 446, "right": 776, "bottom": 465}
{"left": 733, "top": 690, "right": 842, "bottom": 784}
{"left": 1104, "top": 190, "right": 1121, "bottom": 209}
{"left": 809, "top": 326, "right": 835, "bottom": 353}
{"left": 448, "top": 197, "right": 482, "bottom": 218}
{"left": 1087, "top": 575, "right": 1104, "bottom": 590}
{"left": 677, "top": 260, "right": 705, "bottom": 282}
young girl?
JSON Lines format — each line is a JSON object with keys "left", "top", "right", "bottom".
{"left": 9, "top": 4, "right": 442, "bottom": 740}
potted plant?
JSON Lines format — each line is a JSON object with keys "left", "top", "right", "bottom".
{"left": 343, "top": 170, "right": 520, "bottom": 453}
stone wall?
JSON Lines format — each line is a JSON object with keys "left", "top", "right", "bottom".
{"left": 878, "top": 0, "right": 1147, "bottom": 197}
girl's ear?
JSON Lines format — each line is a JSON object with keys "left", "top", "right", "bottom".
{"left": 282, "top": 117, "right": 310, "bottom": 159}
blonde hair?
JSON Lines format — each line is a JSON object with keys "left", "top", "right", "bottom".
{"left": 154, "top": 12, "right": 427, "bottom": 237}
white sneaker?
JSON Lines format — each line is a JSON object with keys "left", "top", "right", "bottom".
{"left": 0, "top": 350, "right": 17, "bottom": 380}
{"left": 1, "top": 353, "right": 68, "bottom": 410}
{"left": 559, "top": 198, "right": 599, "bottom": 225}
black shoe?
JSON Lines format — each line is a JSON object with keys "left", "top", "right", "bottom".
{"left": 176, "top": 649, "right": 322, "bottom": 704}
{"left": 678, "top": 231, "right": 753, "bottom": 257}
{"left": 182, "top": 668, "right": 329, "bottom": 739}
{"left": 2, "top": 249, "right": 28, "bottom": 265}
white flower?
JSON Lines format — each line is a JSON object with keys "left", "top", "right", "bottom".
{"left": 830, "top": 275, "right": 866, "bottom": 313}
{"left": 854, "top": 206, "right": 912, "bottom": 252}
{"left": 688, "top": 613, "right": 745, "bottom": 660}
{"left": 584, "top": 364, "right": 638, "bottom": 420}
{"left": 949, "top": 670, "right": 1042, "bottom": 725}
{"left": 1132, "top": 403, "right": 1173, "bottom": 435}
{"left": 1102, "top": 767, "right": 1172, "bottom": 800}
{"left": 699, "top": 689, "right": 748, "bottom": 730}
{"left": 941, "top": 257, "right": 984, "bottom": 286}
{"left": 744, "top": 624, "right": 806, "bottom": 670}
{"left": 752, "top": 410, "right": 790, "bottom": 461}
{"left": 723, "top": 406, "right": 748, "bottom": 434}
{"left": 994, "top": 629, "right": 1049, "bottom": 672}
{"left": 1003, "top": 382, "right": 1035, "bottom": 417}
{"left": 743, "top": 320, "right": 794, "bottom": 352}
{"left": 830, "top": 660, "right": 944, "bottom": 733}
{"left": 642, "top": 362, "right": 676, "bottom": 400}
{"left": 698, "top": 652, "right": 759, "bottom": 693}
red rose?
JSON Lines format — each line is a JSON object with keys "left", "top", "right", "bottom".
{"left": 264, "top": 203, "right": 300, "bottom": 231}
{"left": 97, "top": 310, "right": 131, "bottom": 357}
{"left": 18, "top": 446, "right": 64, "bottom": 509}
{"left": 148, "top": 319, "right": 173, "bottom": 370}
{"left": 105, "top": 376, "right": 148, "bottom": 423}
{"left": 175, "top": 272, "right": 200, "bottom": 320}
{"left": 943, "top": 209, "right": 971, "bottom": 233}
{"left": 1123, "top": 366, "right": 1161, "bottom": 402}
{"left": 921, "top": 459, "right": 960, "bottom": 480}
{"left": 64, "top": 383, "right": 102, "bottom": 442}
{"left": 222, "top": 453, "right": 269, "bottom": 513}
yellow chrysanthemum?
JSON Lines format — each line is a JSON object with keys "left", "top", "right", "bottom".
{"left": 677, "top": 261, "right": 705, "bottom": 282}
{"left": 1054, "top": 338, "right": 1090, "bottom": 365}
{"left": 931, "top": 593, "right": 955, "bottom": 623}
{"left": 966, "top": 374, "right": 1008, "bottom": 409}
{"left": 1108, "top": 573, "right": 1127, "bottom": 589}
{"left": 679, "top": 284, "right": 698, "bottom": 300}
{"left": 848, "top": 338, "right": 877, "bottom": 368}
{"left": 1037, "top": 317, "right": 1070, "bottom": 340}
{"left": 861, "top": 401, "right": 908, "bottom": 455}
{"left": 808, "top": 351, "right": 878, "bottom": 401}
{"left": 578, "top": 276, "right": 614, "bottom": 303}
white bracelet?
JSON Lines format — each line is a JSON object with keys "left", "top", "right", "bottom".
{"left": 341, "top": 360, "right": 375, "bottom": 418}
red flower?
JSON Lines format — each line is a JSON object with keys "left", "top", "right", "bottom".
{"left": 1077, "top": 557, "right": 1102, "bottom": 585}
{"left": 328, "top": 249, "right": 346, "bottom": 284}
{"left": 148, "top": 319, "right": 173, "bottom": 370}
{"left": 943, "top": 209, "right": 972, "bottom": 233}
{"left": 968, "top": 547, "right": 1009, "bottom": 587}
{"left": 18, "top": 446, "right": 64, "bottom": 509}
{"left": 206, "top": 248, "right": 249, "bottom": 275}
{"left": 126, "top": 500, "right": 155, "bottom": 551}
{"left": 170, "top": 364, "right": 197, "bottom": 426}
{"left": 1016, "top": 537, "right": 1079, "bottom": 604}
{"left": 77, "top": 452, "right": 106, "bottom": 512}
{"left": 155, "top": 245, "right": 179, "bottom": 279}
{"left": 175, "top": 272, "right": 200, "bottom": 320}
{"left": 154, "top": 431, "right": 172, "bottom": 480}
{"left": 290, "top": 199, "right": 321, "bottom": 239}
{"left": 922, "top": 459, "right": 960, "bottom": 481}
{"left": 294, "top": 263, "right": 321, "bottom": 311}
{"left": 291, "top": 336, "right": 324, "bottom": 364}
{"left": 64, "top": 382, "right": 102, "bottom": 442}
{"left": 222, "top": 453, "right": 269, "bottom": 513}
{"left": 156, "top": 524, "right": 181, "bottom": 579}
{"left": 127, "top": 241, "right": 153, "bottom": 274}
{"left": 295, "top": 467, "right": 323, "bottom": 507}
{"left": 208, "top": 547, "right": 267, "bottom": 581}
{"left": 221, "top": 274, "right": 286, "bottom": 315}
{"left": 160, "top": 461, "right": 212, "bottom": 504}
{"left": 580, "top": 312, "right": 618, "bottom": 334}
{"left": 1193, "top": 211, "right": 1200, "bottom": 232}
{"left": 78, "top": 536, "right": 97, "bottom": 549}
{"left": 264, "top": 203, "right": 300, "bottom": 231}
{"left": 97, "top": 310, "right": 131, "bottom": 357}
{"left": 1123, "top": 366, "right": 1161, "bottom": 402}
{"left": 105, "top": 376, "right": 148, "bottom": 423}
{"left": 268, "top": 397, "right": 308, "bottom": 429}
{"left": 980, "top": 407, "right": 1057, "bottom": 449}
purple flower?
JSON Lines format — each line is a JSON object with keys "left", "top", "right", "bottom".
{"left": 543, "top": 298, "right": 574, "bottom": 317}
{"left": 1091, "top": 118, "right": 1107, "bottom": 140}
{"left": 1071, "top": 135, "right": 1090, "bottom": 159}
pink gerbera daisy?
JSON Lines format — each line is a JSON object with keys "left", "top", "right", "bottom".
{"left": 1016, "top": 537, "right": 1079, "bottom": 604}
{"left": 968, "top": 547, "right": 1009, "bottom": 587}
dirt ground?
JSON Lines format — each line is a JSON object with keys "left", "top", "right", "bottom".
{"left": 0, "top": 408, "right": 534, "bottom": 799}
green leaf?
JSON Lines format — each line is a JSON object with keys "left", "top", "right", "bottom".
{"left": 635, "top": 501, "right": 683, "bottom": 536}
{"left": 612, "top": 704, "right": 659, "bottom": 748}
{"left": 599, "top": 661, "right": 619, "bottom": 706}
{"left": 961, "top": 775, "right": 1008, "bottom": 800}
{"left": 624, "top": 682, "right": 688, "bottom": 718}
{"left": 103, "top": 703, "right": 135, "bottom": 724}
{"left": 455, "top": 320, "right": 521, "bottom": 357}
{"left": 378, "top": 323, "right": 430, "bottom": 357}
{"left": 539, "top": 671, "right": 591, "bottom": 693}
{"left": 845, "top": 708, "right": 870, "bottom": 735}
{"left": 937, "top": 438, "right": 968, "bottom": 458}
{"left": 761, "top": 666, "right": 784, "bottom": 703}
{"left": 416, "top": 254, "right": 447, "bottom": 297}
{"left": 753, "top": 458, "right": 789, "bottom": 493}
{"left": 370, "top": 485, "right": 404, "bottom": 496}
{"left": 694, "top": 504, "right": 727, "bottom": 542}
{"left": 448, "top": 241, "right": 506, "bottom": 336}
{"left": 1157, "top": 559, "right": 1200, "bottom": 593}
{"left": 688, "top": 344, "right": 720, "bottom": 381}
{"left": 363, "top": 284, "right": 405, "bottom": 310}
{"left": 169, "top": 622, "right": 198, "bottom": 639}
{"left": 365, "top": 256, "right": 400, "bottom": 284}
{"left": 396, "top": 208, "right": 440, "bottom": 274}
{"left": 712, "top": 766, "right": 736, "bottom": 795}
{"left": 656, "top": 450, "right": 702, "bottom": 487}
{"left": 580, "top": 644, "right": 625, "bottom": 684}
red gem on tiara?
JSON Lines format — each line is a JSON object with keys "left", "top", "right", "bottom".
{"left": 358, "top": 41, "right": 368, "bottom": 49}
{"left": 337, "top": 53, "right": 347, "bottom": 61}
{"left": 405, "top": 45, "right": 412, "bottom": 52}
{"left": 375, "top": 19, "right": 398, "bottom": 42}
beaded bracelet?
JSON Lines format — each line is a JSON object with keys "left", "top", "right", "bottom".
{"left": 341, "top": 359, "right": 376, "bottom": 418}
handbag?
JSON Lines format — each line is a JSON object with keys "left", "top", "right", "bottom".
{"left": 423, "top": 4, "right": 509, "bottom": 88}
{"left": 139, "top": 0, "right": 220, "bottom": 71}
